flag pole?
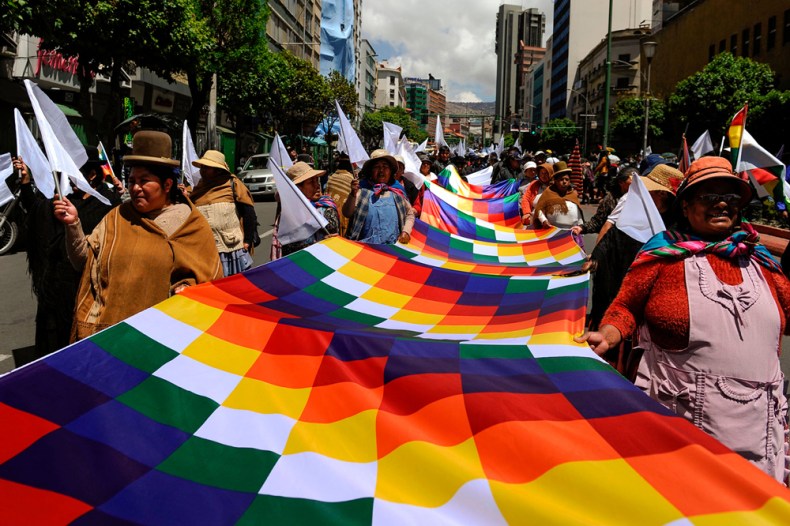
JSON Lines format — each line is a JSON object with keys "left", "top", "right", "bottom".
{"left": 53, "top": 170, "right": 63, "bottom": 198}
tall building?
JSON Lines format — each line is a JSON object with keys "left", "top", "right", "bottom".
{"left": 266, "top": 0, "right": 323, "bottom": 69}
{"left": 319, "top": 0, "right": 356, "bottom": 80}
{"left": 357, "top": 38, "right": 377, "bottom": 116}
{"left": 375, "top": 61, "right": 407, "bottom": 108}
{"left": 404, "top": 75, "right": 446, "bottom": 133}
{"left": 494, "top": 4, "right": 546, "bottom": 136}
{"left": 548, "top": 0, "right": 652, "bottom": 119}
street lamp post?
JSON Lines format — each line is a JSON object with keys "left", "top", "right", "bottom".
{"left": 568, "top": 88, "right": 591, "bottom": 155}
{"left": 641, "top": 41, "right": 657, "bottom": 156}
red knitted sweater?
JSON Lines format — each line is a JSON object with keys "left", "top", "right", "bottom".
{"left": 601, "top": 254, "right": 790, "bottom": 351}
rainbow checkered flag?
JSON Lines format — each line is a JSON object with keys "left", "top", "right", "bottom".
{"left": 97, "top": 141, "right": 114, "bottom": 180}
{"left": 727, "top": 104, "right": 748, "bottom": 170}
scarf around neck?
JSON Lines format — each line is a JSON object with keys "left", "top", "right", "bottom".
{"left": 631, "top": 221, "right": 781, "bottom": 272}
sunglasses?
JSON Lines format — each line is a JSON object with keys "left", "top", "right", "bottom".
{"left": 694, "top": 193, "right": 742, "bottom": 206}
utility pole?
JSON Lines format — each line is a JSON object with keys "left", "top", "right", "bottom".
{"left": 602, "top": 0, "right": 614, "bottom": 150}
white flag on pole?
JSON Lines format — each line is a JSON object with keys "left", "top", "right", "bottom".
{"left": 434, "top": 115, "right": 446, "bottom": 148}
{"left": 14, "top": 108, "right": 56, "bottom": 199}
{"left": 24, "top": 80, "right": 109, "bottom": 204}
{"left": 513, "top": 137, "right": 521, "bottom": 153}
{"left": 397, "top": 138, "right": 424, "bottom": 189}
{"left": 335, "top": 100, "right": 369, "bottom": 166}
{"left": 414, "top": 138, "right": 428, "bottom": 153}
{"left": 268, "top": 161, "right": 328, "bottom": 245}
{"left": 268, "top": 133, "right": 294, "bottom": 172}
{"left": 182, "top": 121, "right": 201, "bottom": 187}
{"left": 0, "top": 153, "right": 13, "bottom": 207}
{"left": 495, "top": 135, "right": 504, "bottom": 157}
{"left": 690, "top": 130, "right": 714, "bottom": 160}
{"left": 617, "top": 173, "right": 666, "bottom": 243}
{"left": 382, "top": 122, "right": 402, "bottom": 155}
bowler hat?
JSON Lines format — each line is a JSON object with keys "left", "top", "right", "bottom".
{"left": 123, "top": 131, "right": 179, "bottom": 167}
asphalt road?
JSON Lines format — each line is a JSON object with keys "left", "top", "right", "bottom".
{"left": 2, "top": 200, "right": 789, "bottom": 380}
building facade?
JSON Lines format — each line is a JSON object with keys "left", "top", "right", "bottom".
{"left": 404, "top": 75, "right": 446, "bottom": 132}
{"left": 649, "top": 0, "right": 789, "bottom": 98}
{"left": 376, "top": 61, "right": 407, "bottom": 109}
{"left": 495, "top": 4, "right": 546, "bottom": 136}
{"left": 549, "top": 0, "right": 652, "bottom": 119}
{"left": 357, "top": 38, "right": 377, "bottom": 117}
{"left": 267, "top": 0, "right": 323, "bottom": 69}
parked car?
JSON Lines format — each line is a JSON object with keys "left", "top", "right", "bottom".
{"left": 238, "top": 154, "right": 275, "bottom": 199}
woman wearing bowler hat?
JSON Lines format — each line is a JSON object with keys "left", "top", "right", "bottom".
{"left": 53, "top": 131, "right": 222, "bottom": 341}
{"left": 577, "top": 156, "right": 790, "bottom": 483}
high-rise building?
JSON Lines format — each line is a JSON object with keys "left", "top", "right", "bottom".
{"left": 495, "top": 4, "right": 546, "bottom": 135}
{"left": 548, "top": 0, "right": 652, "bottom": 119}
{"left": 266, "top": 0, "right": 323, "bottom": 69}
{"left": 357, "top": 38, "right": 377, "bottom": 116}
{"left": 376, "top": 61, "right": 407, "bottom": 109}
{"left": 404, "top": 76, "right": 446, "bottom": 133}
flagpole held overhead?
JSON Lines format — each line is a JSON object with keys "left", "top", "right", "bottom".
{"left": 335, "top": 100, "right": 369, "bottom": 167}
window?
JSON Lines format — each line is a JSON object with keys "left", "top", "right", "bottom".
{"left": 730, "top": 33, "right": 737, "bottom": 54}
{"left": 742, "top": 28, "right": 750, "bottom": 56}
{"left": 753, "top": 23, "right": 762, "bottom": 55}
{"left": 708, "top": 44, "right": 715, "bottom": 62}
{"left": 784, "top": 10, "right": 790, "bottom": 45}
{"left": 617, "top": 53, "right": 630, "bottom": 62}
{"left": 389, "top": 76, "right": 395, "bottom": 85}
{"left": 767, "top": 16, "right": 776, "bottom": 50}
{"left": 389, "top": 89, "right": 395, "bottom": 98}
{"left": 719, "top": 39, "right": 726, "bottom": 53}
{"left": 615, "top": 77, "right": 630, "bottom": 89}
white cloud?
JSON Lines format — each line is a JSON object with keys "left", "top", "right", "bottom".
{"left": 455, "top": 91, "right": 482, "bottom": 103}
{"left": 361, "top": 0, "right": 555, "bottom": 101}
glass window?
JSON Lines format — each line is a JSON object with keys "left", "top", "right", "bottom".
{"left": 742, "top": 28, "right": 750, "bottom": 56}
{"left": 708, "top": 44, "right": 715, "bottom": 61}
{"left": 730, "top": 34, "right": 737, "bottom": 54}
{"left": 719, "top": 39, "right": 726, "bottom": 53}
{"left": 767, "top": 16, "right": 776, "bottom": 50}
{"left": 784, "top": 10, "right": 790, "bottom": 45}
{"left": 753, "top": 23, "right": 762, "bottom": 55}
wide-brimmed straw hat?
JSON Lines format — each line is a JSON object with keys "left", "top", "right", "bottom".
{"left": 676, "top": 156, "right": 752, "bottom": 206}
{"left": 360, "top": 149, "right": 398, "bottom": 178}
{"left": 640, "top": 164, "right": 684, "bottom": 195}
{"left": 192, "top": 150, "right": 230, "bottom": 172}
{"left": 123, "top": 130, "right": 179, "bottom": 167}
{"left": 286, "top": 161, "right": 326, "bottom": 185}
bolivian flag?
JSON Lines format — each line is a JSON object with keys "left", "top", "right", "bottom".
{"left": 727, "top": 104, "right": 747, "bottom": 169}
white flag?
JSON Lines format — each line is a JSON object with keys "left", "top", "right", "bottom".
{"left": 397, "top": 139, "right": 424, "bottom": 189}
{"left": 24, "top": 80, "right": 109, "bottom": 204}
{"left": 14, "top": 108, "right": 56, "bottom": 199}
{"left": 268, "top": 133, "right": 293, "bottom": 172}
{"left": 269, "top": 162, "right": 328, "bottom": 245}
{"left": 414, "top": 138, "right": 428, "bottom": 153}
{"left": 466, "top": 165, "right": 493, "bottom": 186}
{"left": 182, "top": 121, "right": 201, "bottom": 187}
{"left": 617, "top": 174, "right": 665, "bottom": 243}
{"left": 495, "top": 136, "right": 504, "bottom": 157}
{"left": 513, "top": 137, "right": 521, "bottom": 153}
{"left": 690, "top": 130, "right": 714, "bottom": 160}
{"left": 335, "top": 100, "right": 369, "bottom": 166}
{"left": 382, "top": 122, "right": 402, "bottom": 155}
{"left": 434, "top": 115, "right": 446, "bottom": 148}
{"left": 0, "top": 153, "right": 13, "bottom": 207}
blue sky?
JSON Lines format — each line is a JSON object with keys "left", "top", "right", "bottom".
{"left": 361, "top": 0, "right": 555, "bottom": 102}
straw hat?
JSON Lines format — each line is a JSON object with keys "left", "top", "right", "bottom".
{"left": 677, "top": 156, "right": 752, "bottom": 206}
{"left": 286, "top": 161, "right": 326, "bottom": 185}
{"left": 123, "top": 131, "right": 179, "bottom": 167}
{"left": 360, "top": 149, "right": 398, "bottom": 178}
{"left": 640, "top": 164, "right": 684, "bottom": 195}
{"left": 192, "top": 150, "right": 230, "bottom": 172}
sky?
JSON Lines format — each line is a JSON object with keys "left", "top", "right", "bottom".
{"left": 361, "top": 0, "right": 555, "bottom": 103}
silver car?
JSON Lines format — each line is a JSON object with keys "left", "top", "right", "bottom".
{"left": 238, "top": 154, "right": 275, "bottom": 198}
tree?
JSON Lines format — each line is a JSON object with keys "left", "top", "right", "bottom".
{"left": 610, "top": 96, "right": 666, "bottom": 152}
{"left": 317, "top": 70, "right": 358, "bottom": 136}
{"left": 360, "top": 106, "right": 427, "bottom": 150}
{"left": 539, "top": 117, "right": 579, "bottom": 153}
{"left": 668, "top": 52, "right": 785, "bottom": 142}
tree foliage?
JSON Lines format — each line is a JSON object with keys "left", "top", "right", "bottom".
{"left": 539, "top": 117, "right": 580, "bottom": 153}
{"left": 610, "top": 96, "right": 666, "bottom": 151}
{"left": 360, "top": 106, "right": 427, "bottom": 149}
{"left": 668, "top": 52, "right": 782, "bottom": 140}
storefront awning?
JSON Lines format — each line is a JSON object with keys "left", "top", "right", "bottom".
{"left": 216, "top": 125, "right": 236, "bottom": 135}
{"left": 56, "top": 104, "right": 81, "bottom": 118}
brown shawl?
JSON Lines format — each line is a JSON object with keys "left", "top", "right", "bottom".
{"left": 71, "top": 201, "right": 223, "bottom": 341}
{"left": 190, "top": 174, "right": 254, "bottom": 207}
{"left": 533, "top": 186, "right": 582, "bottom": 219}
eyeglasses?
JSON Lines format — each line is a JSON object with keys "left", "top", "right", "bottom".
{"left": 694, "top": 193, "right": 742, "bottom": 206}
